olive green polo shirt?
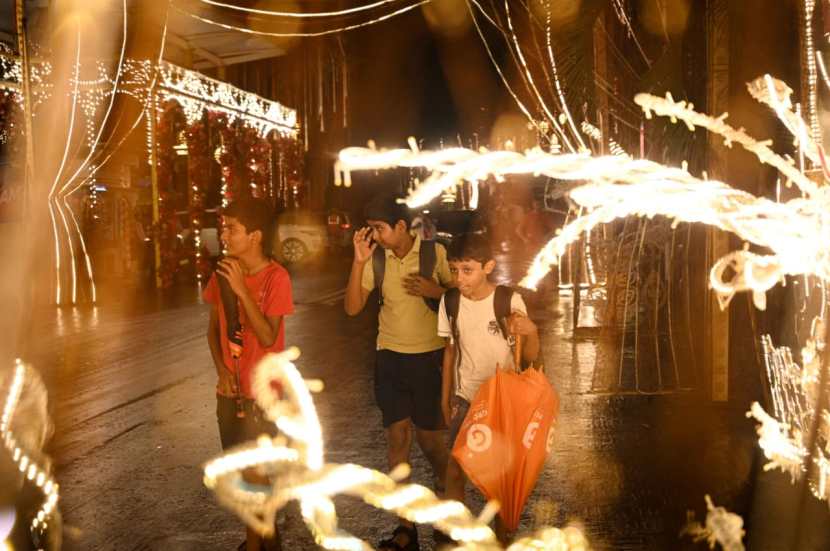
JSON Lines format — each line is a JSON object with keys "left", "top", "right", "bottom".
{"left": 361, "top": 234, "right": 453, "bottom": 353}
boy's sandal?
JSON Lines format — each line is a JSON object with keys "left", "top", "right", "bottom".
{"left": 377, "top": 525, "right": 419, "bottom": 551}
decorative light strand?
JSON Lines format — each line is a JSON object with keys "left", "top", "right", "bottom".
{"left": 465, "top": 0, "right": 556, "bottom": 147}
{"left": 157, "top": 61, "right": 297, "bottom": 136}
{"left": 200, "top": 0, "right": 412, "bottom": 18}
{"left": 502, "top": 0, "right": 576, "bottom": 153}
{"left": 1, "top": 361, "right": 60, "bottom": 542}
{"left": 747, "top": 75, "right": 822, "bottom": 172}
{"left": 46, "top": 25, "right": 82, "bottom": 305}
{"left": 58, "top": 0, "right": 128, "bottom": 304}
{"left": 203, "top": 349, "right": 589, "bottom": 550}
{"left": 173, "top": 0, "right": 433, "bottom": 39}
{"left": 802, "top": 0, "right": 822, "bottom": 150}
{"left": 634, "top": 90, "right": 819, "bottom": 198}
{"left": 542, "top": 0, "right": 587, "bottom": 152}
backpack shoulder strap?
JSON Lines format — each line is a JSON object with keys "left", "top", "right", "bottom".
{"left": 419, "top": 240, "right": 440, "bottom": 312}
{"left": 419, "top": 240, "right": 437, "bottom": 279}
{"left": 494, "top": 285, "right": 514, "bottom": 340}
{"left": 444, "top": 287, "right": 461, "bottom": 344}
{"left": 372, "top": 246, "right": 385, "bottom": 306}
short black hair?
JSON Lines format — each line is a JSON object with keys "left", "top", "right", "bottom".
{"left": 447, "top": 233, "right": 493, "bottom": 264}
{"left": 363, "top": 194, "right": 411, "bottom": 230}
{"left": 223, "top": 196, "right": 275, "bottom": 256}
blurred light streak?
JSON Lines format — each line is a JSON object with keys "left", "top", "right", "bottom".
{"left": 503, "top": 0, "right": 577, "bottom": 153}
{"left": 465, "top": 0, "right": 562, "bottom": 149}
{"left": 173, "top": 0, "right": 433, "bottom": 38}
{"left": 46, "top": 25, "right": 82, "bottom": 305}
{"left": 203, "top": 348, "right": 589, "bottom": 550}
{"left": 542, "top": 0, "right": 587, "bottom": 151}
{"left": 610, "top": 0, "right": 650, "bottom": 66}
{"left": 635, "top": 89, "right": 819, "bottom": 197}
{"left": 200, "top": 0, "right": 410, "bottom": 18}
{"left": 0, "top": 361, "right": 59, "bottom": 541}
{"left": 57, "top": 0, "right": 128, "bottom": 304}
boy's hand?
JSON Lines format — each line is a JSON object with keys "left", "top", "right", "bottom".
{"left": 217, "top": 258, "right": 247, "bottom": 297}
{"left": 353, "top": 227, "right": 377, "bottom": 264}
{"left": 217, "top": 367, "right": 236, "bottom": 395}
{"left": 508, "top": 311, "right": 537, "bottom": 336}
{"left": 404, "top": 274, "right": 444, "bottom": 298}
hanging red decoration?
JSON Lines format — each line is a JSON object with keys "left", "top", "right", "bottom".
{"left": 154, "top": 100, "right": 185, "bottom": 288}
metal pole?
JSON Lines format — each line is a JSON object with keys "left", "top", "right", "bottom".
{"left": 15, "top": 0, "right": 35, "bottom": 207}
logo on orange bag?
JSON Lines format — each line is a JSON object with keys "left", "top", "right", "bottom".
{"left": 545, "top": 424, "right": 556, "bottom": 453}
{"left": 522, "top": 421, "right": 540, "bottom": 449}
{"left": 466, "top": 423, "right": 492, "bottom": 452}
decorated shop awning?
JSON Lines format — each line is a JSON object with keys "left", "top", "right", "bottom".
{"left": 156, "top": 60, "right": 297, "bottom": 137}
{"left": 0, "top": 52, "right": 298, "bottom": 139}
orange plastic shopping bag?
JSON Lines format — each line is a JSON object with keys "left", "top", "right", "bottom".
{"left": 451, "top": 367, "right": 559, "bottom": 532}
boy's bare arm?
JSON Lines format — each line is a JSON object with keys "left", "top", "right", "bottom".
{"left": 344, "top": 259, "right": 371, "bottom": 315}
{"left": 523, "top": 329, "right": 540, "bottom": 362}
{"left": 237, "top": 290, "right": 283, "bottom": 347}
{"left": 207, "top": 306, "right": 224, "bottom": 370}
{"left": 208, "top": 306, "right": 233, "bottom": 394}
{"left": 510, "top": 312, "right": 540, "bottom": 362}
{"left": 441, "top": 340, "right": 455, "bottom": 425}
{"left": 345, "top": 227, "right": 374, "bottom": 316}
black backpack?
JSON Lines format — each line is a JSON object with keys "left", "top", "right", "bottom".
{"left": 443, "top": 285, "right": 516, "bottom": 354}
{"left": 372, "top": 240, "right": 441, "bottom": 312}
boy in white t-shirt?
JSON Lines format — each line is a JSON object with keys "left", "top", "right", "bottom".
{"left": 437, "top": 234, "right": 540, "bottom": 540}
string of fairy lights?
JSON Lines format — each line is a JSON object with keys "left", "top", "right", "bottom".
{"left": 1, "top": 361, "right": 60, "bottom": 546}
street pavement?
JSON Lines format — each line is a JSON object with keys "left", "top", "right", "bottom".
{"left": 12, "top": 252, "right": 830, "bottom": 550}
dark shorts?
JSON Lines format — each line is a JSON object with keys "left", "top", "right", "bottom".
{"left": 216, "top": 395, "right": 279, "bottom": 450}
{"left": 374, "top": 348, "right": 444, "bottom": 430}
{"left": 447, "top": 395, "right": 471, "bottom": 449}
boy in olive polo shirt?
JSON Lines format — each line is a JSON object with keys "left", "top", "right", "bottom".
{"left": 345, "top": 195, "right": 452, "bottom": 550}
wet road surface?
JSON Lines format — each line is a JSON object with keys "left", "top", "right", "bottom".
{"left": 16, "top": 253, "right": 830, "bottom": 550}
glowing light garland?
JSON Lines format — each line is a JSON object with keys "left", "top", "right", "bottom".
{"left": 0, "top": 361, "right": 60, "bottom": 544}
{"left": 200, "top": 0, "right": 411, "bottom": 18}
{"left": 173, "top": 0, "right": 433, "bottom": 39}
{"left": 156, "top": 61, "right": 297, "bottom": 137}
{"left": 203, "top": 348, "right": 590, "bottom": 550}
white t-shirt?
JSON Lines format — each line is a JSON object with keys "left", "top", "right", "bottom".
{"left": 438, "top": 289, "right": 527, "bottom": 401}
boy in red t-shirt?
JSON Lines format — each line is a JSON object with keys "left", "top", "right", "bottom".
{"left": 203, "top": 196, "right": 293, "bottom": 551}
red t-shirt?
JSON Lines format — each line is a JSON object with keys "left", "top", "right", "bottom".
{"left": 203, "top": 261, "right": 294, "bottom": 398}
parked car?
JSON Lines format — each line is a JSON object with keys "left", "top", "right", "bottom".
{"left": 430, "top": 209, "right": 486, "bottom": 245}
{"left": 274, "top": 209, "right": 354, "bottom": 264}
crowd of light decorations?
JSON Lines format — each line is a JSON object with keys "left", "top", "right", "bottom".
{"left": 0, "top": 361, "right": 59, "bottom": 548}
{"left": 203, "top": 348, "right": 591, "bottom": 551}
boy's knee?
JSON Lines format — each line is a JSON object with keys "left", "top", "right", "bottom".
{"left": 387, "top": 421, "right": 411, "bottom": 449}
